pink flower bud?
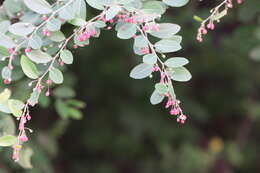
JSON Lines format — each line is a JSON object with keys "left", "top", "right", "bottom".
{"left": 46, "top": 79, "right": 52, "bottom": 85}
{"left": 3, "top": 79, "right": 11, "bottom": 85}
{"left": 8, "top": 48, "right": 14, "bottom": 54}
{"left": 143, "top": 25, "right": 149, "bottom": 31}
{"left": 237, "top": 0, "right": 242, "bottom": 4}
{"left": 41, "top": 15, "right": 48, "bottom": 21}
{"left": 25, "top": 47, "right": 32, "bottom": 53}
{"left": 45, "top": 91, "right": 50, "bottom": 97}
{"left": 151, "top": 24, "right": 159, "bottom": 32}
{"left": 42, "top": 29, "right": 50, "bottom": 36}
{"left": 170, "top": 108, "right": 180, "bottom": 115}
{"left": 19, "top": 135, "right": 28, "bottom": 142}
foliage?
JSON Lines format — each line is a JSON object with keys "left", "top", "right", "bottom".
{"left": 0, "top": 0, "right": 259, "bottom": 172}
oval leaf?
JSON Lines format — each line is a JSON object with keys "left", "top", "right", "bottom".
{"left": 49, "top": 68, "right": 63, "bottom": 84}
{"left": 60, "top": 50, "right": 73, "bottom": 64}
{"left": 165, "top": 57, "right": 189, "bottom": 67}
{"left": 163, "top": 0, "right": 189, "bottom": 7}
{"left": 117, "top": 23, "right": 137, "bottom": 39}
{"left": 26, "top": 50, "right": 52, "bottom": 64}
{"left": 24, "top": 0, "right": 52, "bottom": 14}
{"left": 154, "top": 39, "right": 182, "bottom": 53}
{"left": 167, "top": 67, "right": 192, "bottom": 82}
{"left": 0, "top": 135, "right": 16, "bottom": 147}
{"left": 130, "top": 63, "right": 153, "bottom": 79}
{"left": 150, "top": 90, "right": 165, "bottom": 105}
{"left": 8, "top": 99, "right": 24, "bottom": 117}
{"left": 143, "top": 54, "right": 157, "bottom": 65}
{"left": 21, "top": 55, "right": 39, "bottom": 79}
{"left": 8, "top": 22, "right": 35, "bottom": 36}
{"left": 150, "top": 23, "right": 181, "bottom": 38}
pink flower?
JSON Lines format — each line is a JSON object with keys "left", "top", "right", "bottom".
{"left": 42, "top": 29, "right": 50, "bottom": 36}
{"left": 12, "top": 144, "right": 22, "bottom": 162}
{"left": 19, "top": 134, "right": 28, "bottom": 142}
{"left": 177, "top": 114, "right": 187, "bottom": 124}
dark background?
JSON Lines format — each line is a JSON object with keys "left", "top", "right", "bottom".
{"left": 1, "top": 0, "right": 260, "bottom": 173}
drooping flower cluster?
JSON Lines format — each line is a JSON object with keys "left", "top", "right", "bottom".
{"left": 196, "top": 0, "right": 243, "bottom": 42}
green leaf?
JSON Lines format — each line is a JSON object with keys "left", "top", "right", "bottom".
{"left": 28, "top": 34, "right": 42, "bottom": 49}
{"left": 193, "top": 15, "right": 203, "bottom": 22}
{"left": 8, "top": 99, "right": 24, "bottom": 117}
{"left": 155, "top": 83, "right": 168, "bottom": 94}
{"left": 0, "top": 89, "right": 11, "bottom": 103}
{"left": 167, "top": 67, "right": 192, "bottom": 82}
{"left": 49, "top": 31, "right": 66, "bottom": 42}
{"left": 68, "top": 18, "right": 86, "bottom": 26}
{"left": 49, "top": 68, "right": 63, "bottom": 84}
{"left": 168, "top": 35, "right": 182, "bottom": 44}
{"left": 28, "top": 90, "right": 40, "bottom": 106}
{"left": 0, "top": 35, "right": 16, "bottom": 49}
{"left": 0, "top": 102, "right": 11, "bottom": 114}
{"left": 1, "top": 67, "right": 11, "bottom": 80}
{"left": 0, "top": 21, "right": 10, "bottom": 34}
{"left": 73, "top": 0, "right": 87, "bottom": 19}
{"left": 134, "top": 35, "right": 148, "bottom": 48}
{"left": 164, "top": 57, "right": 189, "bottom": 67}
{"left": 55, "top": 99, "right": 69, "bottom": 119}
{"left": 0, "top": 46, "right": 9, "bottom": 57}
{"left": 23, "top": 0, "right": 52, "bottom": 14}
{"left": 143, "top": 1, "right": 166, "bottom": 15}
{"left": 149, "top": 23, "right": 181, "bottom": 39}
{"left": 117, "top": 23, "right": 137, "bottom": 39}
{"left": 68, "top": 108, "right": 82, "bottom": 120}
{"left": 18, "top": 147, "right": 33, "bottom": 169}
{"left": 67, "top": 99, "right": 86, "bottom": 108}
{"left": 8, "top": 22, "right": 35, "bottom": 36}
{"left": 20, "top": 55, "right": 39, "bottom": 79}
{"left": 0, "top": 115, "right": 16, "bottom": 135}
{"left": 130, "top": 63, "right": 153, "bottom": 79}
{"left": 163, "top": 0, "right": 189, "bottom": 7}
{"left": 59, "top": 5, "right": 75, "bottom": 20}
{"left": 212, "top": 9, "right": 227, "bottom": 21}
{"left": 0, "top": 135, "right": 16, "bottom": 147}
{"left": 26, "top": 50, "right": 52, "bottom": 64}
{"left": 46, "top": 18, "right": 61, "bottom": 31}
{"left": 60, "top": 50, "right": 73, "bottom": 64}
{"left": 143, "top": 54, "right": 157, "bottom": 65}
{"left": 154, "top": 39, "right": 182, "bottom": 53}
{"left": 85, "top": 0, "right": 104, "bottom": 10}
{"left": 53, "top": 86, "right": 75, "bottom": 98}
{"left": 105, "top": 6, "right": 121, "bottom": 20}
{"left": 150, "top": 90, "right": 165, "bottom": 105}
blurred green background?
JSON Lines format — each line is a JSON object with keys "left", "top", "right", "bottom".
{"left": 1, "top": 0, "right": 260, "bottom": 172}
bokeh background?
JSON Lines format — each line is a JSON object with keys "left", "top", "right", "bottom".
{"left": 1, "top": 0, "right": 260, "bottom": 172}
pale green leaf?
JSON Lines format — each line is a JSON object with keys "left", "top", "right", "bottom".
{"left": 49, "top": 68, "right": 63, "bottom": 84}
{"left": 60, "top": 50, "right": 73, "bottom": 64}
{"left": 0, "top": 135, "right": 16, "bottom": 147}
{"left": 164, "top": 57, "right": 189, "bottom": 67}
{"left": 23, "top": 0, "right": 52, "bottom": 14}
{"left": 20, "top": 55, "right": 39, "bottom": 79}
{"left": 26, "top": 50, "right": 52, "bottom": 64}
{"left": 130, "top": 63, "right": 153, "bottom": 79}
